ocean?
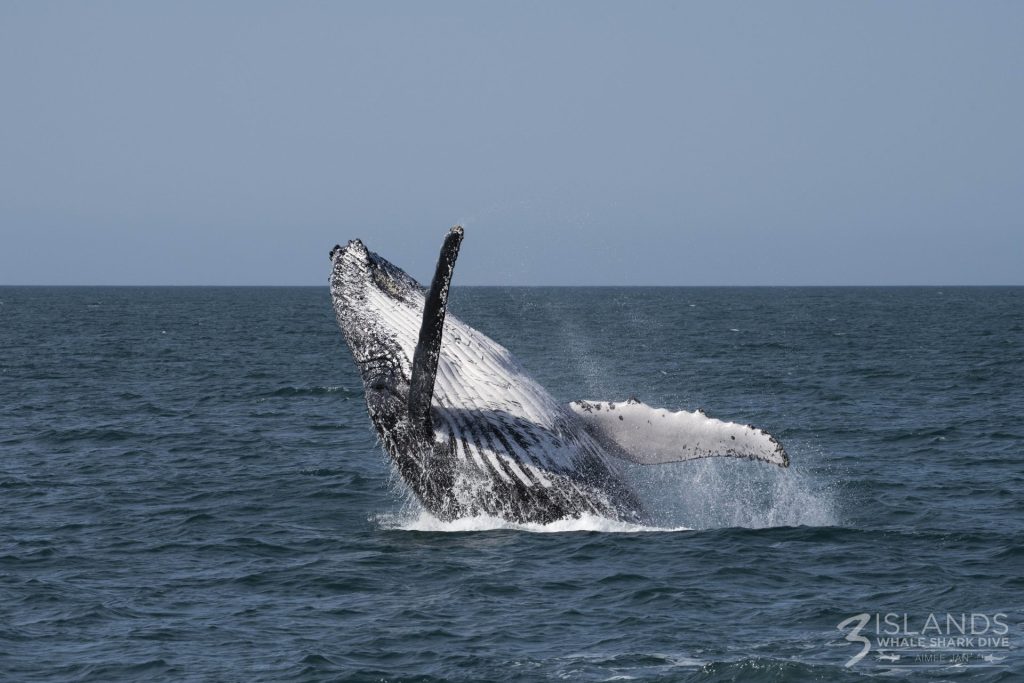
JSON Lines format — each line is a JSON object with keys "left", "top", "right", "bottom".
{"left": 1, "top": 286, "right": 1021, "bottom": 681}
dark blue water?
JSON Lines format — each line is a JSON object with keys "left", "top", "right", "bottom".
{"left": 2, "top": 286, "right": 1021, "bottom": 681}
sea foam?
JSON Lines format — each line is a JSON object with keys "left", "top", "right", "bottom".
{"left": 377, "top": 509, "right": 691, "bottom": 534}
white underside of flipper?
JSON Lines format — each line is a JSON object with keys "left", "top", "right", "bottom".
{"left": 567, "top": 399, "right": 789, "bottom": 468}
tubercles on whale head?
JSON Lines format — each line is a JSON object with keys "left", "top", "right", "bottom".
{"left": 330, "top": 239, "right": 391, "bottom": 300}
{"left": 329, "top": 240, "right": 368, "bottom": 261}
{"left": 345, "top": 238, "right": 367, "bottom": 256}
{"left": 331, "top": 239, "right": 371, "bottom": 268}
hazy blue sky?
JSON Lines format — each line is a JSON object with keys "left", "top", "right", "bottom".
{"left": 1, "top": 2, "right": 1021, "bottom": 285}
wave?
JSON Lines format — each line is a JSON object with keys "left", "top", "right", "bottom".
{"left": 260, "top": 385, "right": 354, "bottom": 398}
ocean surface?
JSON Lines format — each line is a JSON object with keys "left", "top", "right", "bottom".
{"left": 1, "top": 286, "right": 1021, "bottom": 682}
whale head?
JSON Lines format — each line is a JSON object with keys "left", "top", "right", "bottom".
{"left": 330, "top": 239, "right": 421, "bottom": 308}
{"left": 329, "top": 239, "right": 421, "bottom": 396}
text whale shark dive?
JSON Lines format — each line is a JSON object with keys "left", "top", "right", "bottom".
{"left": 330, "top": 226, "right": 789, "bottom": 525}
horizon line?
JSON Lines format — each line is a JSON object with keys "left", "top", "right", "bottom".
{"left": 1, "top": 283, "right": 1022, "bottom": 289}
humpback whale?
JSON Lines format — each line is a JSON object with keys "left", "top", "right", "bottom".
{"left": 330, "top": 226, "right": 788, "bottom": 524}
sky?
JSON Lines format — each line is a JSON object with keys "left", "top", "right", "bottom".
{"left": 1, "top": 1, "right": 1021, "bottom": 286}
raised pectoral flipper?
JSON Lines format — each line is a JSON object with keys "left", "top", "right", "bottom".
{"left": 567, "top": 399, "right": 789, "bottom": 467}
{"left": 408, "top": 226, "right": 464, "bottom": 436}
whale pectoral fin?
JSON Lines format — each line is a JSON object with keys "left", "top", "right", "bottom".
{"left": 566, "top": 399, "right": 789, "bottom": 468}
{"left": 408, "top": 226, "right": 464, "bottom": 436}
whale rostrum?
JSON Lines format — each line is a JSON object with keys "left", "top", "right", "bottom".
{"left": 330, "top": 226, "right": 788, "bottom": 524}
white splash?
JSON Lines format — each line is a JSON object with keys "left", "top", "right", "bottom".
{"left": 629, "top": 450, "right": 838, "bottom": 529}
{"left": 377, "top": 509, "right": 691, "bottom": 534}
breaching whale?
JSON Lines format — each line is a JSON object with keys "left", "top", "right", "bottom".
{"left": 330, "top": 226, "right": 788, "bottom": 524}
